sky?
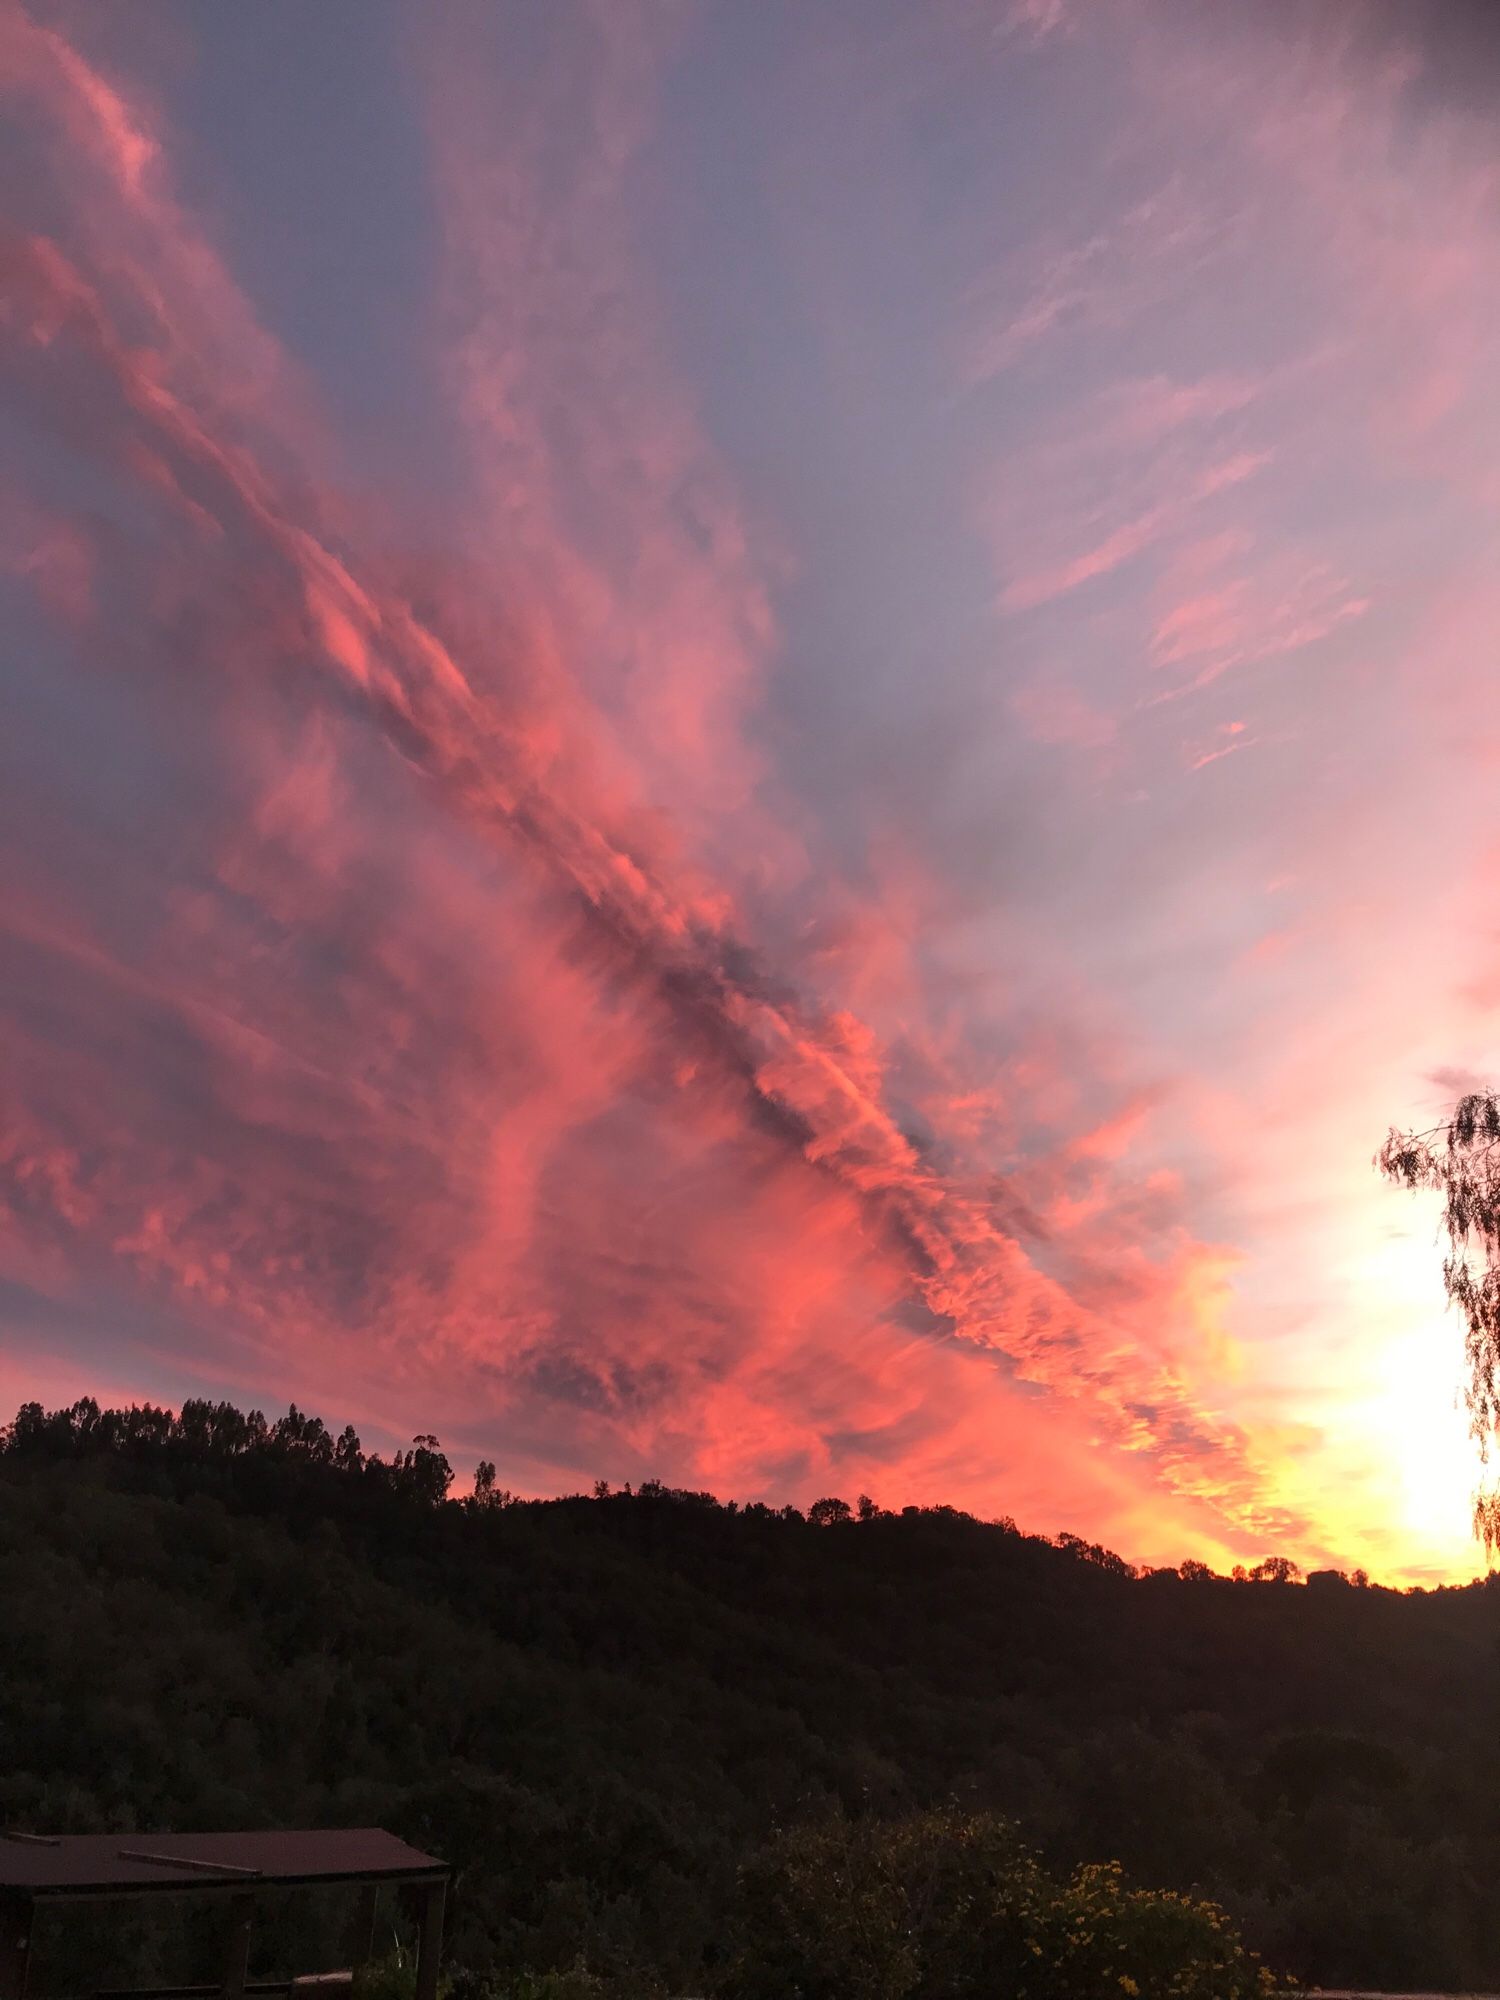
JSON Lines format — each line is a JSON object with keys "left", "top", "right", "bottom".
{"left": 4, "top": 0, "right": 1500, "bottom": 1583}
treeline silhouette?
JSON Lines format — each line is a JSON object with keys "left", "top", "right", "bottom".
{"left": 4, "top": 1395, "right": 1499, "bottom": 1993}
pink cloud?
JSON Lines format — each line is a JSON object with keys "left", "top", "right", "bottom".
{"left": 18, "top": 0, "right": 1500, "bottom": 1588}
{"left": 1185, "top": 722, "right": 1257, "bottom": 774}
{"left": 1009, "top": 678, "right": 1116, "bottom": 751}
{"left": 990, "top": 361, "right": 1275, "bottom": 613}
{"left": 0, "top": 149, "right": 1288, "bottom": 1564}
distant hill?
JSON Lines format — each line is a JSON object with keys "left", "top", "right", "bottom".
{"left": 4, "top": 1394, "right": 1500, "bottom": 1995}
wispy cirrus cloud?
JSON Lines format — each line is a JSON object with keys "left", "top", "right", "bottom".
{"left": 7, "top": 0, "right": 1500, "bottom": 1582}
{"left": 0, "top": 1, "right": 1301, "bottom": 1564}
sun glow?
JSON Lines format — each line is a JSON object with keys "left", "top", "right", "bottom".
{"left": 1380, "top": 1323, "right": 1477, "bottom": 1545}
{"left": 1345, "top": 1225, "right": 1485, "bottom": 1574}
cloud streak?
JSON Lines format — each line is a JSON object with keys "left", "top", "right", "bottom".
{"left": 7, "top": 0, "right": 1500, "bottom": 1577}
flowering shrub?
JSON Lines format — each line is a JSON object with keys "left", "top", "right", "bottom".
{"left": 726, "top": 1807, "right": 1279, "bottom": 2000}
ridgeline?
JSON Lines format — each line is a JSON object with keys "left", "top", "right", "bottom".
{"left": 3, "top": 1395, "right": 1498, "bottom": 1996}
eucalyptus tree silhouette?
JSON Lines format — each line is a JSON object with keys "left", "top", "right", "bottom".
{"left": 1380, "top": 1089, "right": 1500, "bottom": 1547}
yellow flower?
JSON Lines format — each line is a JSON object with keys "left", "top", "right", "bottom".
{"left": 1119, "top": 1979, "right": 1140, "bottom": 1996}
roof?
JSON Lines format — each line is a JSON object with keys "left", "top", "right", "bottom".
{"left": 0, "top": 1829, "right": 447, "bottom": 1899}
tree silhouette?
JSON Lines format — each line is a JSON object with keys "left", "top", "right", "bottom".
{"left": 1380, "top": 1088, "right": 1500, "bottom": 1548}
{"left": 1249, "top": 1556, "right": 1301, "bottom": 1584}
{"left": 12, "top": 1383, "right": 1500, "bottom": 1990}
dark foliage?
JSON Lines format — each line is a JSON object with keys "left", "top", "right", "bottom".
{"left": 3, "top": 1395, "right": 1498, "bottom": 1993}
{"left": 727, "top": 1807, "right": 1275, "bottom": 2000}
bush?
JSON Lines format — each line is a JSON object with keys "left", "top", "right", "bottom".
{"left": 353, "top": 1956, "right": 421, "bottom": 2000}
{"left": 726, "top": 1806, "right": 1278, "bottom": 2000}
{"left": 395, "top": 1962, "right": 614, "bottom": 2000}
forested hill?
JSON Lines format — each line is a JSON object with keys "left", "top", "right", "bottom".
{"left": 4, "top": 1396, "right": 1500, "bottom": 1996}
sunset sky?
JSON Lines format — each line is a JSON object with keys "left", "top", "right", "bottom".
{"left": 5, "top": 0, "right": 1500, "bottom": 1582}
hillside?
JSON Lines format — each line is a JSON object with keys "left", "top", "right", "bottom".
{"left": 4, "top": 1396, "right": 1499, "bottom": 1995}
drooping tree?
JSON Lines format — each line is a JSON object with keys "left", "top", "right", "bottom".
{"left": 1379, "top": 1089, "right": 1500, "bottom": 1548}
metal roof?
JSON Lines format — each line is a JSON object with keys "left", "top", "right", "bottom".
{"left": 0, "top": 1829, "right": 447, "bottom": 1899}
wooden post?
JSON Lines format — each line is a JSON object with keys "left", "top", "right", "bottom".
{"left": 412, "top": 1880, "right": 446, "bottom": 2000}
{"left": 348, "top": 1885, "right": 379, "bottom": 1970}
{"left": 0, "top": 1897, "right": 32, "bottom": 2000}
{"left": 222, "top": 1893, "right": 255, "bottom": 2000}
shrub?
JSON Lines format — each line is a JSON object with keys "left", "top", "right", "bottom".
{"left": 725, "top": 1806, "right": 1278, "bottom": 2000}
